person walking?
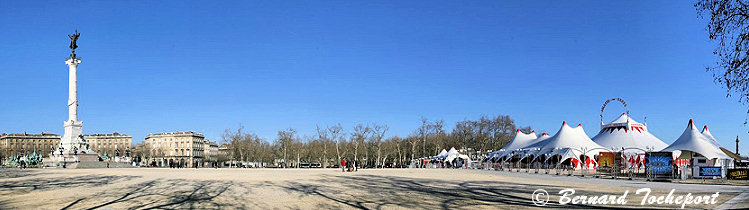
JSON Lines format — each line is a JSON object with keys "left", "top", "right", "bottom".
{"left": 341, "top": 158, "right": 346, "bottom": 172}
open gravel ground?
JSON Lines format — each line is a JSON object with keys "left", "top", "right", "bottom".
{"left": 0, "top": 168, "right": 746, "bottom": 209}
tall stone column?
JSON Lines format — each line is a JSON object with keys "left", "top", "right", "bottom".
{"left": 59, "top": 56, "right": 92, "bottom": 155}
{"left": 66, "top": 57, "right": 80, "bottom": 122}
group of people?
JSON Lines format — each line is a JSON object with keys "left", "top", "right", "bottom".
{"left": 340, "top": 158, "right": 358, "bottom": 172}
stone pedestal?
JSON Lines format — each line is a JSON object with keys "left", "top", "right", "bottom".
{"left": 45, "top": 153, "right": 100, "bottom": 168}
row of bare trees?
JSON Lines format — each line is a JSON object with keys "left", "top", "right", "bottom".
{"left": 220, "top": 114, "right": 529, "bottom": 168}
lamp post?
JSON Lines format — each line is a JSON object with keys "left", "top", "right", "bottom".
{"left": 58, "top": 147, "right": 65, "bottom": 168}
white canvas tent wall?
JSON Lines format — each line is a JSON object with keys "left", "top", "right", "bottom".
{"left": 661, "top": 119, "right": 731, "bottom": 161}
{"left": 533, "top": 122, "right": 605, "bottom": 164}
{"left": 702, "top": 125, "right": 746, "bottom": 161}
{"left": 511, "top": 133, "right": 551, "bottom": 161}
{"left": 490, "top": 130, "right": 537, "bottom": 161}
{"left": 700, "top": 125, "right": 723, "bottom": 148}
{"left": 592, "top": 113, "right": 668, "bottom": 152}
{"left": 445, "top": 147, "right": 471, "bottom": 163}
{"left": 436, "top": 149, "right": 448, "bottom": 159}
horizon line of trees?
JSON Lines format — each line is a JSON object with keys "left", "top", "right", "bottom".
{"left": 221, "top": 114, "right": 531, "bottom": 168}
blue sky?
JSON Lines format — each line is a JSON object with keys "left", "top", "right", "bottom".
{"left": 0, "top": 1, "right": 747, "bottom": 152}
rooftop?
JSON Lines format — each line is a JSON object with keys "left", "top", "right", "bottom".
{"left": 1, "top": 132, "right": 61, "bottom": 138}
{"left": 84, "top": 132, "right": 131, "bottom": 137}
{"left": 146, "top": 131, "right": 204, "bottom": 138}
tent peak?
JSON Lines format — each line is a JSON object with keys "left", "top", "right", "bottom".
{"left": 703, "top": 125, "right": 709, "bottom": 131}
{"left": 531, "top": 130, "right": 535, "bottom": 133}
{"left": 578, "top": 123, "right": 582, "bottom": 127}
{"left": 562, "top": 121, "right": 567, "bottom": 125}
{"left": 541, "top": 132, "right": 548, "bottom": 136}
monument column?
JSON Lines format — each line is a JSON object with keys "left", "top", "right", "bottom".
{"left": 57, "top": 29, "right": 94, "bottom": 156}
{"left": 66, "top": 57, "right": 80, "bottom": 122}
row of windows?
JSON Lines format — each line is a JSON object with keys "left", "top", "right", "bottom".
{"left": 1, "top": 139, "right": 59, "bottom": 143}
{"left": 90, "top": 140, "right": 130, "bottom": 144}
{"left": 3, "top": 144, "right": 56, "bottom": 149}
{"left": 150, "top": 149, "right": 206, "bottom": 157}
{"left": 90, "top": 144, "right": 129, "bottom": 149}
{"left": 148, "top": 142, "right": 206, "bottom": 149}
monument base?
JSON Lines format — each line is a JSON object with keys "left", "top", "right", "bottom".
{"left": 44, "top": 153, "right": 136, "bottom": 169}
{"left": 45, "top": 153, "right": 101, "bottom": 169}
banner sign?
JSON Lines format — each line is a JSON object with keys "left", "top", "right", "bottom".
{"left": 646, "top": 152, "right": 672, "bottom": 178}
{"left": 727, "top": 169, "right": 749, "bottom": 180}
{"left": 699, "top": 167, "right": 722, "bottom": 177}
{"left": 598, "top": 152, "right": 614, "bottom": 167}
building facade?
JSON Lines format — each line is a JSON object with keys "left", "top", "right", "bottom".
{"left": 0, "top": 132, "right": 61, "bottom": 158}
{"left": 204, "top": 140, "right": 219, "bottom": 163}
{"left": 84, "top": 133, "right": 132, "bottom": 157}
{"left": 144, "top": 131, "right": 205, "bottom": 167}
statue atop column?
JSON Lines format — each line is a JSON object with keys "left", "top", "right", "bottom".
{"left": 68, "top": 29, "right": 80, "bottom": 58}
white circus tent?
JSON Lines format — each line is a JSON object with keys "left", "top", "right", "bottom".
{"left": 592, "top": 113, "right": 668, "bottom": 152}
{"left": 507, "top": 133, "right": 551, "bottom": 161}
{"left": 661, "top": 119, "right": 731, "bottom": 161}
{"left": 436, "top": 149, "right": 448, "bottom": 159}
{"left": 700, "top": 125, "right": 722, "bottom": 148}
{"left": 702, "top": 125, "right": 747, "bottom": 161}
{"left": 489, "top": 130, "right": 537, "bottom": 161}
{"left": 531, "top": 122, "right": 605, "bottom": 164}
{"left": 445, "top": 147, "right": 470, "bottom": 163}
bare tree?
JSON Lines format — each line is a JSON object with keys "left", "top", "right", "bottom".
{"left": 696, "top": 0, "right": 749, "bottom": 119}
{"left": 315, "top": 125, "right": 329, "bottom": 167}
{"left": 326, "top": 124, "right": 344, "bottom": 167}
{"left": 351, "top": 124, "right": 370, "bottom": 166}
{"left": 370, "top": 124, "right": 389, "bottom": 168}
{"left": 275, "top": 128, "right": 297, "bottom": 168}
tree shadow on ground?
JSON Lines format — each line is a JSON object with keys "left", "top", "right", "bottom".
{"left": 0, "top": 171, "right": 700, "bottom": 209}
{"left": 0, "top": 174, "right": 139, "bottom": 196}
{"left": 280, "top": 174, "right": 668, "bottom": 209}
{"left": 0, "top": 168, "right": 42, "bottom": 179}
{"left": 58, "top": 178, "right": 252, "bottom": 209}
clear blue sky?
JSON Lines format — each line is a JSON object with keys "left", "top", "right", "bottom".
{"left": 0, "top": 1, "right": 747, "bottom": 152}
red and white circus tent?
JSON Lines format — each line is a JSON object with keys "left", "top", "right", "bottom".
{"left": 592, "top": 113, "right": 668, "bottom": 152}
{"left": 661, "top": 119, "right": 732, "bottom": 162}
{"left": 526, "top": 121, "right": 605, "bottom": 168}
{"left": 508, "top": 132, "right": 551, "bottom": 161}
{"left": 489, "top": 130, "right": 537, "bottom": 161}
{"left": 701, "top": 125, "right": 723, "bottom": 148}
